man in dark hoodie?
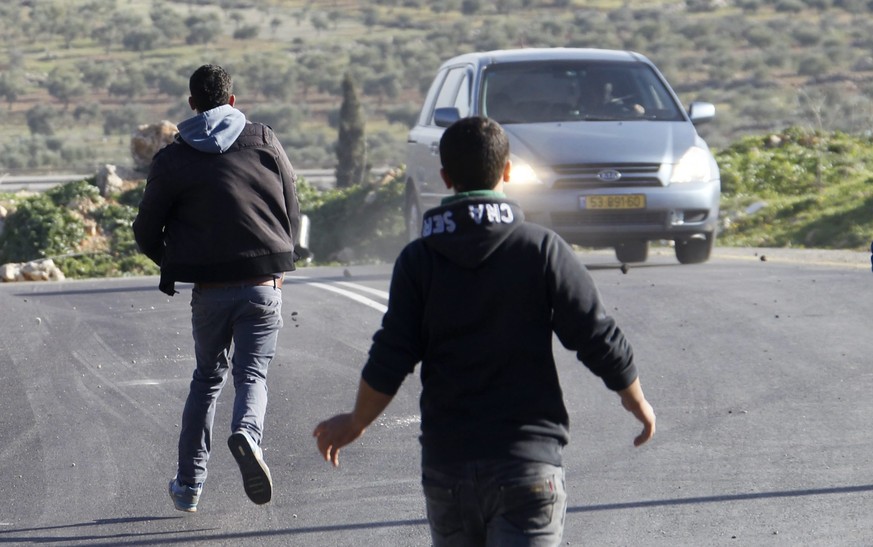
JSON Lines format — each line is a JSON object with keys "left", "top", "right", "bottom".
{"left": 133, "top": 64, "right": 300, "bottom": 512}
{"left": 313, "top": 116, "right": 655, "bottom": 545}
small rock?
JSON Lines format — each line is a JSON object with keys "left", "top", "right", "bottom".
{"left": 620, "top": 263, "right": 629, "bottom": 274}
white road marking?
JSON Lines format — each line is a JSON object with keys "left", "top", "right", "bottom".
{"left": 113, "top": 278, "right": 388, "bottom": 391}
{"left": 334, "top": 281, "right": 389, "bottom": 300}
{"left": 287, "top": 276, "right": 388, "bottom": 313}
{"left": 115, "top": 379, "right": 164, "bottom": 386}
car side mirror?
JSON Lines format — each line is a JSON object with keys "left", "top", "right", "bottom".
{"left": 688, "top": 101, "right": 715, "bottom": 125}
{"left": 434, "top": 107, "right": 461, "bottom": 128}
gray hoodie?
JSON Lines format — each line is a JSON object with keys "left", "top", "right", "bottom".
{"left": 177, "top": 104, "right": 247, "bottom": 154}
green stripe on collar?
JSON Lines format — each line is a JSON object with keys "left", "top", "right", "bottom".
{"left": 441, "top": 190, "right": 507, "bottom": 205}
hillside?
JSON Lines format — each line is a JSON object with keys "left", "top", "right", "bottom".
{"left": 2, "top": 0, "right": 873, "bottom": 174}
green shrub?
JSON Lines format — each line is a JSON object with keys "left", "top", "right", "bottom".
{"left": 93, "top": 202, "right": 141, "bottom": 256}
{"left": 45, "top": 178, "right": 101, "bottom": 206}
{"left": 716, "top": 128, "right": 873, "bottom": 249}
{"left": 0, "top": 194, "right": 85, "bottom": 263}
{"left": 55, "top": 252, "right": 159, "bottom": 278}
{"left": 117, "top": 184, "right": 146, "bottom": 208}
{"left": 0, "top": 177, "right": 160, "bottom": 277}
{"left": 300, "top": 169, "right": 406, "bottom": 262}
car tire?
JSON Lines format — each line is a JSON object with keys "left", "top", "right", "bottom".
{"left": 615, "top": 241, "right": 648, "bottom": 263}
{"left": 405, "top": 185, "right": 422, "bottom": 242}
{"left": 675, "top": 233, "right": 714, "bottom": 264}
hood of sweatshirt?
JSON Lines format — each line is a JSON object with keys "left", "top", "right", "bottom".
{"left": 421, "top": 191, "right": 525, "bottom": 269}
{"left": 177, "top": 104, "right": 247, "bottom": 153}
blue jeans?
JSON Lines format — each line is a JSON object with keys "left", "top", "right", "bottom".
{"left": 176, "top": 284, "right": 283, "bottom": 485}
{"left": 422, "top": 459, "right": 567, "bottom": 547}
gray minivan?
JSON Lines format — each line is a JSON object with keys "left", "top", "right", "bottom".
{"left": 404, "top": 48, "right": 720, "bottom": 264}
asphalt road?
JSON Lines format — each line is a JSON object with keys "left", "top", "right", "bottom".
{"left": 0, "top": 247, "right": 871, "bottom": 546}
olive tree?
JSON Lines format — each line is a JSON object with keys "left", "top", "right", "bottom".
{"left": 45, "top": 66, "right": 86, "bottom": 109}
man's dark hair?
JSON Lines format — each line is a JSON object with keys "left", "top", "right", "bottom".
{"left": 189, "top": 64, "right": 232, "bottom": 112}
{"left": 439, "top": 116, "right": 509, "bottom": 192}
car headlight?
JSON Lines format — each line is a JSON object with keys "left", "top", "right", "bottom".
{"left": 508, "top": 157, "right": 542, "bottom": 185}
{"left": 670, "top": 147, "right": 712, "bottom": 184}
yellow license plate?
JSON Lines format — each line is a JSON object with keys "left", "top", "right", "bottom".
{"left": 583, "top": 194, "right": 646, "bottom": 209}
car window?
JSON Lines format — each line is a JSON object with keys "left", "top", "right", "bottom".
{"left": 429, "top": 66, "right": 470, "bottom": 124}
{"left": 418, "top": 68, "right": 448, "bottom": 126}
{"left": 453, "top": 72, "right": 471, "bottom": 117}
{"left": 482, "top": 61, "right": 684, "bottom": 123}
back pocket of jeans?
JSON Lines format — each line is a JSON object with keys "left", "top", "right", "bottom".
{"left": 498, "top": 475, "right": 558, "bottom": 532}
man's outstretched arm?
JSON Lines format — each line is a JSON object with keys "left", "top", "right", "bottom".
{"left": 313, "top": 378, "right": 394, "bottom": 467}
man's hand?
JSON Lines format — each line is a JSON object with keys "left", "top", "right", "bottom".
{"left": 618, "top": 377, "right": 656, "bottom": 447}
{"left": 313, "top": 413, "right": 367, "bottom": 467}
{"left": 312, "top": 378, "right": 396, "bottom": 467}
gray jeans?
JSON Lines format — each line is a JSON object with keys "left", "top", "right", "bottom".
{"left": 422, "top": 459, "right": 567, "bottom": 547}
{"left": 176, "top": 284, "right": 283, "bottom": 485}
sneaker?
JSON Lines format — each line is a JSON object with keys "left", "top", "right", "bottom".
{"left": 168, "top": 478, "right": 202, "bottom": 513}
{"left": 227, "top": 430, "right": 272, "bottom": 505}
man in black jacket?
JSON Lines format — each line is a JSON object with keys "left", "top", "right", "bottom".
{"left": 134, "top": 64, "right": 300, "bottom": 512}
{"left": 313, "top": 116, "right": 655, "bottom": 545}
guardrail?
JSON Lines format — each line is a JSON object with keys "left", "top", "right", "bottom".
{"left": 0, "top": 174, "right": 94, "bottom": 192}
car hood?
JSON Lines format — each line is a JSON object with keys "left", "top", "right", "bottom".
{"left": 503, "top": 121, "right": 702, "bottom": 166}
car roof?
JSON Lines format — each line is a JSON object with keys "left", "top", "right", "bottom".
{"left": 439, "top": 48, "right": 650, "bottom": 69}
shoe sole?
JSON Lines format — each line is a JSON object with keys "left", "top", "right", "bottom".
{"left": 228, "top": 432, "right": 272, "bottom": 505}
{"left": 168, "top": 481, "right": 198, "bottom": 513}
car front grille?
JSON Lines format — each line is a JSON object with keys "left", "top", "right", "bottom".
{"left": 551, "top": 211, "right": 667, "bottom": 227}
{"left": 551, "top": 163, "right": 662, "bottom": 189}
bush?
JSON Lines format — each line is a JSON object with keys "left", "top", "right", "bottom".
{"left": 0, "top": 194, "right": 85, "bottom": 263}
{"left": 233, "top": 25, "right": 260, "bottom": 39}
{"left": 715, "top": 128, "right": 873, "bottom": 249}
{"left": 300, "top": 169, "right": 406, "bottom": 262}
{"left": 55, "top": 252, "right": 158, "bottom": 278}
{"left": 0, "top": 168, "right": 408, "bottom": 277}
{"left": 0, "top": 178, "right": 162, "bottom": 278}
{"left": 45, "top": 179, "right": 101, "bottom": 207}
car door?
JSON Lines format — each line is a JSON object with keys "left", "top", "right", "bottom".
{"left": 406, "top": 64, "right": 473, "bottom": 212}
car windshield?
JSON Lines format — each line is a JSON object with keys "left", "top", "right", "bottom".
{"left": 481, "top": 60, "right": 685, "bottom": 124}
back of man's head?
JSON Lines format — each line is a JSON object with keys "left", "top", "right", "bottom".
{"left": 189, "top": 64, "right": 232, "bottom": 112}
{"left": 439, "top": 116, "right": 509, "bottom": 192}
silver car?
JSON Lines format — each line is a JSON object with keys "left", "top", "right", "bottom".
{"left": 404, "top": 48, "right": 720, "bottom": 264}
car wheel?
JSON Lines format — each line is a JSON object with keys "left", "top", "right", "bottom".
{"left": 615, "top": 241, "right": 648, "bottom": 263}
{"left": 405, "top": 186, "right": 422, "bottom": 242}
{"left": 675, "top": 234, "right": 714, "bottom": 264}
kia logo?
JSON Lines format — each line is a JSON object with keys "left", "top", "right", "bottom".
{"left": 597, "top": 169, "right": 622, "bottom": 182}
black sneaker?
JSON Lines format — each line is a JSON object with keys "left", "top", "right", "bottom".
{"left": 227, "top": 430, "right": 272, "bottom": 505}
